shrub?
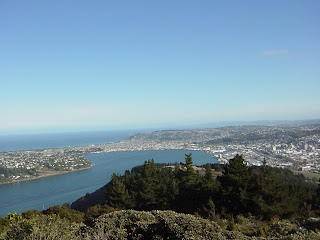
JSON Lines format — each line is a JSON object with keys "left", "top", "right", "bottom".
{"left": 0, "top": 213, "right": 83, "bottom": 240}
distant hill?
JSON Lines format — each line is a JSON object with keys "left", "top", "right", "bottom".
{"left": 124, "top": 123, "right": 320, "bottom": 144}
{"left": 159, "top": 119, "right": 320, "bottom": 130}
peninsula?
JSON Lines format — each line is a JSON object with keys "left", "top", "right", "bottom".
{"left": 1, "top": 123, "right": 320, "bottom": 184}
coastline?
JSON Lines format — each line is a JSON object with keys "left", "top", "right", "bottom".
{"left": 0, "top": 165, "right": 93, "bottom": 185}
{"left": 1, "top": 148, "right": 214, "bottom": 185}
{"left": 0, "top": 150, "right": 214, "bottom": 216}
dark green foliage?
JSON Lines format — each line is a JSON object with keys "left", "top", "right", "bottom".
{"left": 311, "top": 184, "right": 320, "bottom": 216}
{"left": 201, "top": 164, "right": 219, "bottom": 203}
{"left": 253, "top": 163, "right": 315, "bottom": 219}
{"left": 106, "top": 173, "right": 133, "bottom": 209}
{"left": 21, "top": 210, "right": 41, "bottom": 219}
{"left": 105, "top": 154, "right": 216, "bottom": 214}
{"left": 79, "top": 210, "right": 249, "bottom": 240}
{"left": 0, "top": 213, "right": 82, "bottom": 239}
{"left": 71, "top": 185, "right": 109, "bottom": 212}
{"left": 200, "top": 163, "right": 225, "bottom": 171}
{"left": 84, "top": 204, "right": 117, "bottom": 226}
{"left": 218, "top": 154, "right": 256, "bottom": 215}
{"left": 184, "top": 153, "right": 194, "bottom": 169}
{"left": 0, "top": 167, "right": 38, "bottom": 183}
{"left": 72, "top": 153, "right": 318, "bottom": 222}
{"left": 254, "top": 161, "right": 287, "bottom": 219}
{"left": 1, "top": 153, "right": 320, "bottom": 239}
{"left": 174, "top": 154, "right": 201, "bottom": 213}
{"left": 0, "top": 216, "right": 10, "bottom": 233}
{"left": 136, "top": 159, "right": 161, "bottom": 210}
{"left": 103, "top": 154, "right": 219, "bottom": 216}
{"left": 2, "top": 210, "right": 320, "bottom": 239}
{"left": 0, "top": 167, "right": 38, "bottom": 178}
{"left": 42, "top": 205, "right": 85, "bottom": 223}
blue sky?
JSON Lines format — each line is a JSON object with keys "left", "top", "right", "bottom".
{"left": 1, "top": 1, "right": 319, "bottom": 134}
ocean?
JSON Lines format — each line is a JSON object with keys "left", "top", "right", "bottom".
{"left": 0, "top": 131, "right": 217, "bottom": 217}
{"left": 0, "top": 130, "right": 140, "bottom": 152}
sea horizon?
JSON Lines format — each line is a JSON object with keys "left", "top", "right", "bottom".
{"left": 0, "top": 129, "right": 144, "bottom": 152}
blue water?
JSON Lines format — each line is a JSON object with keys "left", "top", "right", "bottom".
{"left": 0, "top": 150, "right": 217, "bottom": 217}
{"left": 0, "top": 130, "right": 143, "bottom": 152}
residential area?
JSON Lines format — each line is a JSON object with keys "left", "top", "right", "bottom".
{"left": 1, "top": 124, "right": 319, "bottom": 183}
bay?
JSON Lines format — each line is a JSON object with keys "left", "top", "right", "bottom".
{"left": 0, "top": 150, "right": 217, "bottom": 217}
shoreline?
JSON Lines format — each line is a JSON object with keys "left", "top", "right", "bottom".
{"left": 0, "top": 149, "right": 213, "bottom": 185}
{"left": 0, "top": 165, "right": 93, "bottom": 185}
{"left": 0, "top": 138, "right": 214, "bottom": 186}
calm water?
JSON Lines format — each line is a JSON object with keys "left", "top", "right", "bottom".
{"left": 0, "top": 130, "right": 141, "bottom": 152}
{"left": 0, "top": 150, "right": 216, "bottom": 217}
{"left": 0, "top": 130, "right": 143, "bottom": 152}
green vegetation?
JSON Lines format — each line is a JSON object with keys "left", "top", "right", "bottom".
{"left": 0, "top": 167, "right": 38, "bottom": 183}
{"left": 0, "top": 212, "right": 82, "bottom": 239}
{"left": 76, "top": 154, "right": 316, "bottom": 221}
{"left": 78, "top": 210, "right": 248, "bottom": 239}
{"left": 299, "top": 171, "right": 320, "bottom": 184}
{"left": 1, "top": 154, "right": 320, "bottom": 239}
{"left": 0, "top": 152, "right": 92, "bottom": 184}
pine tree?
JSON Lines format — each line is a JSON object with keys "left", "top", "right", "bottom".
{"left": 250, "top": 160, "right": 302, "bottom": 219}
{"left": 106, "top": 173, "right": 133, "bottom": 209}
{"left": 168, "top": 176, "right": 180, "bottom": 209}
{"left": 136, "top": 159, "right": 160, "bottom": 210}
{"left": 204, "top": 163, "right": 214, "bottom": 182}
{"left": 176, "top": 153, "right": 202, "bottom": 213}
{"left": 203, "top": 164, "right": 219, "bottom": 193}
{"left": 313, "top": 186, "right": 320, "bottom": 214}
{"left": 179, "top": 153, "right": 197, "bottom": 187}
{"left": 184, "top": 153, "right": 195, "bottom": 174}
{"left": 218, "top": 154, "right": 253, "bottom": 215}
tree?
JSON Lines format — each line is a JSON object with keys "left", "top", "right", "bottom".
{"left": 184, "top": 153, "right": 195, "bottom": 174}
{"left": 218, "top": 154, "right": 254, "bottom": 215}
{"left": 1, "top": 213, "right": 81, "bottom": 240}
{"left": 136, "top": 159, "right": 161, "bottom": 210}
{"left": 84, "top": 204, "right": 116, "bottom": 226}
{"left": 254, "top": 160, "right": 288, "bottom": 219}
{"left": 313, "top": 186, "right": 320, "bottom": 214}
{"left": 179, "top": 153, "right": 197, "bottom": 186}
{"left": 106, "top": 173, "right": 133, "bottom": 209}
{"left": 197, "top": 164, "right": 219, "bottom": 218}
{"left": 42, "top": 205, "right": 85, "bottom": 223}
{"left": 176, "top": 153, "right": 202, "bottom": 213}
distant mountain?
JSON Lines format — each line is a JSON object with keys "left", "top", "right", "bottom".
{"left": 124, "top": 123, "right": 320, "bottom": 144}
{"left": 175, "top": 119, "right": 320, "bottom": 130}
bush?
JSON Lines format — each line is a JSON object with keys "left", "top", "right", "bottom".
{"left": 0, "top": 213, "right": 83, "bottom": 240}
{"left": 78, "top": 210, "right": 249, "bottom": 240}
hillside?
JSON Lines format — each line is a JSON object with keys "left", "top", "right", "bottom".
{"left": 2, "top": 209, "right": 320, "bottom": 239}
{"left": 78, "top": 210, "right": 250, "bottom": 239}
{"left": 2, "top": 154, "right": 320, "bottom": 239}
{"left": 79, "top": 210, "right": 320, "bottom": 239}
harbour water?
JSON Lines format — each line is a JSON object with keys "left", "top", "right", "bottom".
{"left": 0, "top": 148, "right": 217, "bottom": 217}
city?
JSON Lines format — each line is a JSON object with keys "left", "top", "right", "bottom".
{"left": 1, "top": 124, "right": 320, "bottom": 184}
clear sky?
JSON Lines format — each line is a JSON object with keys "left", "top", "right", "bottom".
{"left": 1, "top": 1, "right": 319, "bottom": 134}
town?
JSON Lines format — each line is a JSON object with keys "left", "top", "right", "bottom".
{"left": 1, "top": 124, "right": 319, "bottom": 184}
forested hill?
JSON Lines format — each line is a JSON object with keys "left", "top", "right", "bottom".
{"left": 1, "top": 154, "right": 320, "bottom": 239}
{"left": 71, "top": 154, "right": 319, "bottom": 220}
